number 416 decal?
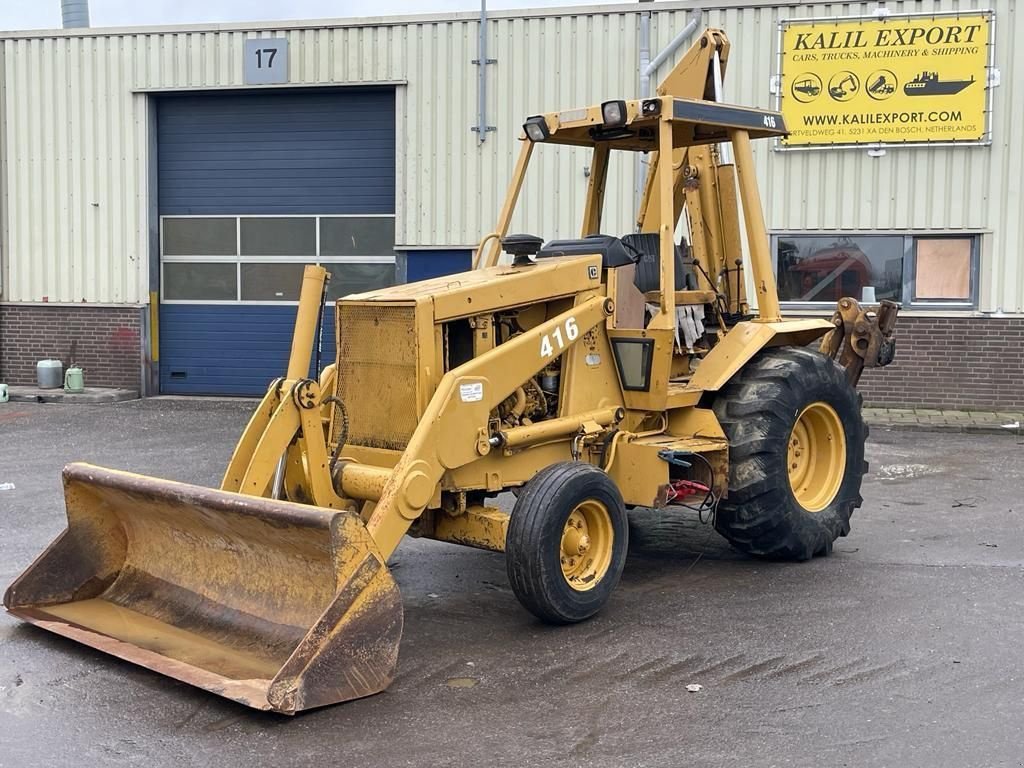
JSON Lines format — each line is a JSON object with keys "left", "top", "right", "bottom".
{"left": 540, "top": 317, "right": 579, "bottom": 358}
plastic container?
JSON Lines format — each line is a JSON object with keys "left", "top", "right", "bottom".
{"left": 36, "top": 359, "right": 63, "bottom": 389}
{"left": 64, "top": 366, "right": 85, "bottom": 394}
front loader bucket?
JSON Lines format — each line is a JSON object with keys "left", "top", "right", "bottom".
{"left": 4, "top": 463, "right": 403, "bottom": 714}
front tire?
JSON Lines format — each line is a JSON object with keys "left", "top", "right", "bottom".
{"left": 712, "top": 347, "right": 866, "bottom": 561}
{"left": 506, "top": 462, "right": 628, "bottom": 624}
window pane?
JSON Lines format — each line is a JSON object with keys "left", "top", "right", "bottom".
{"left": 611, "top": 339, "right": 653, "bottom": 391}
{"left": 323, "top": 262, "right": 396, "bottom": 300}
{"left": 163, "top": 262, "right": 237, "bottom": 300}
{"left": 915, "top": 238, "right": 972, "bottom": 300}
{"left": 776, "top": 235, "right": 904, "bottom": 303}
{"left": 320, "top": 217, "right": 395, "bottom": 256}
{"left": 240, "top": 217, "right": 316, "bottom": 256}
{"left": 240, "top": 263, "right": 307, "bottom": 301}
{"left": 163, "top": 218, "right": 236, "bottom": 256}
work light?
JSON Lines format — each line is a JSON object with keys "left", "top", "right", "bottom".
{"left": 601, "top": 100, "right": 627, "bottom": 127}
{"left": 641, "top": 99, "right": 661, "bottom": 117}
{"left": 523, "top": 116, "right": 550, "bottom": 142}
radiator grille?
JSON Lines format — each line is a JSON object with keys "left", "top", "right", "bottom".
{"left": 336, "top": 303, "right": 419, "bottom": 451}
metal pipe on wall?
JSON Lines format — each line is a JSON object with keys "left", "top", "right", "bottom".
{"left": 635, "top": 6, "right": 702, "bottom": 214}
{"left": 636, "top": 8, "right": 652, "bottom": 214}
{"left": 644, "top": 10, "right": 703, "bottom": 80}
{"left": 61, "top": 0, "right": 90, "bottom": 28}
{"left": 473, "top": 0, "right": 495, "bottom": 142}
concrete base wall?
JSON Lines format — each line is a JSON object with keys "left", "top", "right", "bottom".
{"left": 0, "top": 305, "right": 143, "bottom": 390}
{"left": 858, "top": 316, "right": 1024, "bottom": 410}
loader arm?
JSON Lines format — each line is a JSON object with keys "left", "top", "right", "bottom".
{"left": 363, "top": 292, "right": 614, "bottom": 559}
{"left": 221, "top": 265, "right": 347, "bottom": 509}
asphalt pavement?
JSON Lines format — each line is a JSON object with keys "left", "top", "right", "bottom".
{"left": 1, "top": 398, "right": 1021, "bottom": 767}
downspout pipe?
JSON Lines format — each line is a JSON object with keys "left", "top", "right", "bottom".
{"left": 639, "top": 9, "right": 652, "bottom": 105}
{"left": 635, "top": 6, "right": 702, "bottom": 214}
{"left": 474, "top": 0, "right": 495, "bottom": 142}
{"left": 61, "top": 0, "right": 90, "bottom": 28}
{"left": 477, "top": 0, "right": 487, "bottom": 141}
{"left": 643, "top": 9, "right": 703, "bottom": 83}
{"left": 636, "top": 9, "right": 652, "bottom": 216}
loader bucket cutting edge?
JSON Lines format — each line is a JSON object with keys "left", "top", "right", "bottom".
{"left": 3, "top": 463, "right": 403, "bottom": 714}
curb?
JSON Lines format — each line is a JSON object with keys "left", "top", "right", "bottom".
{"left": 865, "top": 419, "right": 1022, "bottom": 436}
{"left": 6, "top": 387, "right": 139, "bottom": 404}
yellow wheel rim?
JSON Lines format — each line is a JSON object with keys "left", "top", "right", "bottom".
{"left": 787, "top": 402, "right": 847, "bottom": 512}
{"left": 559, "top": 500, "right": 614, "bottom": 592}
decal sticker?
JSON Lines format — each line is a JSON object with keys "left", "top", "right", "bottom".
{"left": 459, "top": 382, "right": 484, "bottom": 402}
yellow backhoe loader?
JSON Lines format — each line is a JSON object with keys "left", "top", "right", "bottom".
{"left": 5, "top": 29, "right": 898, "bottom": 714}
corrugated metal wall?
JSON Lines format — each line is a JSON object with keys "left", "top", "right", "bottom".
{"left": 659, "top": 0, "right": 1022, "bottom": 314}
{"left": 0, "top": 0, "right": 1020, "bottom": 310}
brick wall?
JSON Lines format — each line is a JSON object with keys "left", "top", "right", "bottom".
{"left": 0, "top": 304, "right": 1020, "bottom": 408}
{"left": 857, "top": 315, "right": 1024, "bottom": 410}
{"left": 0, "top": 305, "right": 143, "bottom": 390}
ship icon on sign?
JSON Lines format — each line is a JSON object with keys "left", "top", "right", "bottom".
{"left": 903, "top": 71, "right": 976, "bottom": 96}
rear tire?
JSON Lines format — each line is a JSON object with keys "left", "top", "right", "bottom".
{"left": 712, "top": 347, "right": 866, "bottom": 561}
{"left": 506, "top": 462, "right": 628, "bottom": 624}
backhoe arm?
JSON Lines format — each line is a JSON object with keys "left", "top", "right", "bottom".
{"left": 363, "top": 293, "right": 614, "bottom": 559}
{"left": 636, "top": 29, "right": 748, "bottom": 315}
{"left": 636, "top": 28, "right": 729, "bottom": 235}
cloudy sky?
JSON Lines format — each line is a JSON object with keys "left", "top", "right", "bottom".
{"left": 2, "top": 0, "right": 608, "bottom": 31}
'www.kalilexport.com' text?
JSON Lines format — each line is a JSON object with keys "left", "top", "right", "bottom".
{"left": 802, "top": 110, "right": 962, "bottom": 126}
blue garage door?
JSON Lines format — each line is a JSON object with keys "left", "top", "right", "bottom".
{"left": 158, "top": 89, "right": 396, "bottom": 395}
{"left": 406, "top": 250, "right": 473, "bottom": 282}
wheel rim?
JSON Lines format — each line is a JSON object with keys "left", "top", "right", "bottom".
{"left": 787, "top": 402, "right": 847, "bottom": 512}
{"left": 559, "top": 500, "right": 614, "bottom": 592}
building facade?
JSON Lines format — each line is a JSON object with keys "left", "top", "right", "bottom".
{"left": 0, "top": 0, "right": 1020, "bottom": 406}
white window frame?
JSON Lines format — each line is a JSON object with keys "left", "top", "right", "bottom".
{"left": 770, "top": 231, "right": 981, "bottom": 310}
{"left": 160, "top": 213, "right": 397, "bottom": 305}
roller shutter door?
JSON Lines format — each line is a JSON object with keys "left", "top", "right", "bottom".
{"left": 157, "top": 89, "right": 396, "bottom": 395}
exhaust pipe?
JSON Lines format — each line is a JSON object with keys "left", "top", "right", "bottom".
{"left": 61, "top": 0, "right": 90, "bottom": 28}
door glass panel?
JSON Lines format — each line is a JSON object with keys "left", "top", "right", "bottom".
{"left": 240, "top": 263, "right": 308, "bottom": 301}
{"left": 163, "top": 218, "right": 237, "bottom": 256}
{"left": 240, "top": 217, "right": 316, "bottom": 256}
{"left": 320, "top": 217, "right": 395, "bottom": 256}
{"left": 163, "top": 262, "right": 237, "bottom": 300}
{"left": 323, "top": 262, "right": 396, "bottom": 300}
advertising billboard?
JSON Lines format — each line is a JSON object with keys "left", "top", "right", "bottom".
{"left": 778, "top": 11, "right": 994, "bottom": 148}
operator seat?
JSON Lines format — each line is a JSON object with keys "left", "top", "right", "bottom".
{"left": 620, "top": 233, "right": 697, "bottom": 293}
{"left": 535, "top": 234, "right": 638, "bottom": 269}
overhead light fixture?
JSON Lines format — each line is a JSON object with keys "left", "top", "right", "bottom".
{"left": 601, "top": 100, "right": 628, "bottom": 127}
{"left": 523, "top": 116, "right": 550, "bottom": 142}
{"left": 641, "top": 99, "right": 661, "bottom": 117}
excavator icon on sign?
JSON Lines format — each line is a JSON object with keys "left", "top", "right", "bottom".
{"left": 828, "top": 71, "right": 860, "bottom": 101}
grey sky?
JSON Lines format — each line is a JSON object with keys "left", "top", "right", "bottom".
{"left": 2, "top": 0, "right": 607, "bottom": 31}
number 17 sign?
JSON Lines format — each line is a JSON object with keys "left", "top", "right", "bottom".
{"left": 244, "top": 38, "right": 289, "bottom": 85}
